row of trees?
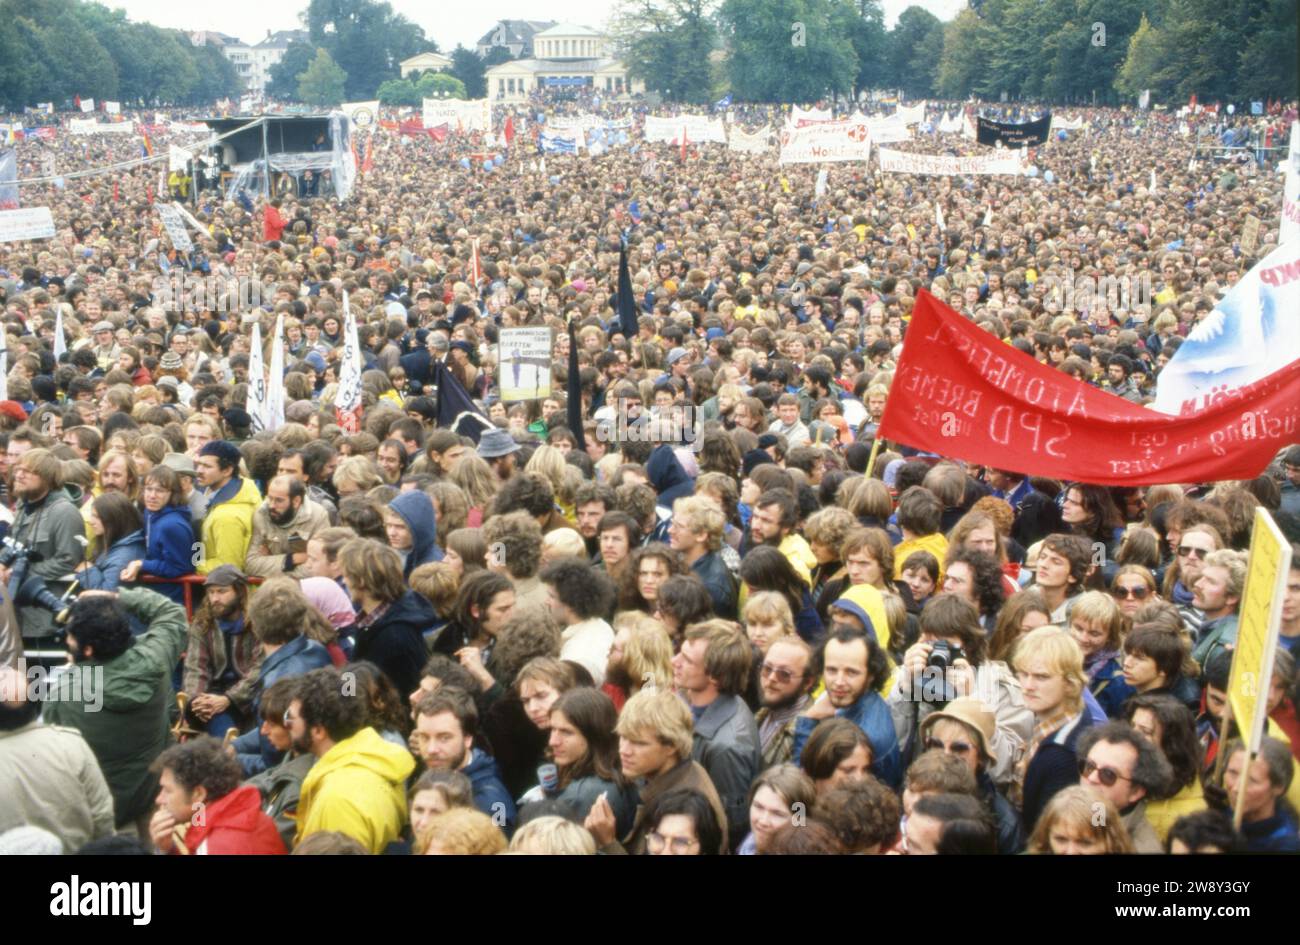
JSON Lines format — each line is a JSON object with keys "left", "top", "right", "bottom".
{"left": 0, "top": 0, "right": 241, "bottom": 108}
{"left": 616, "top": 0, "right": 1296, "bottom": 105}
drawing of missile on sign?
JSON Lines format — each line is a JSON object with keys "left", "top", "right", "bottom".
{"left": 498, "top": 327, "right": 553, "bottom": 402}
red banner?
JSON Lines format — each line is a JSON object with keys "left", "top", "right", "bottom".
{"left": 877, "top": 290, "right": 1300, "bottom": 486}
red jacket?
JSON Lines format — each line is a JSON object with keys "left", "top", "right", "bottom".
{"left": 176, "top": 784, "right": 286, "bottom": 855}
{"left": 263, "top": 205, "right": 286, "bottom": 243}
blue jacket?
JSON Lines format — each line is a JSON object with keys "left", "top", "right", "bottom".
{"left": 390, "top": 490, "right": 442, "bottom": 578}
{"left": 691, "top": 551, "right": 737, "bottom": 619}
{"left": 353, "top": 589, "right": 435, "bottom": 697}
{"left": 463, "top": 748, "right": 517, "bottom": 831}
{"left": 792, "top": 690, "right": 902, "bottom": 789}
{"left": 80, "top": 529, "right": 147, "bottom": 592}
{"left": 1022, "top": 710, "right": 1095, "bottom": 831}
{"left": 1242, "top": 808, "right": 1300, "bottom": 853}
{"left": 234, "top": 634, "right": 334, "bottom": 776}
{"left": 646, "top": 444, "right": 695, "bottom": 509}
{"left": 1089, "top": 657, "right": 1135, "bottom": 719}
{"left": 141, "top": 504, "right": 196, "bottom": 603}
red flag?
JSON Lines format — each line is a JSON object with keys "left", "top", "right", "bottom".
{"left": 113, "top": 180, "right": 119, "bottom": 202}
{"left": 362, "top": 134, "right": 373, "bottom": 174}
{"left": 504, "top": 114, "right": 515, "bottom": 148}
{"left": 73, "top": 94, "right": 81, "bottom": 110}
{"left": 876, "top": 290, "right": 1300, "bottom": 486}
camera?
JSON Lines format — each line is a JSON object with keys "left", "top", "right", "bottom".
{"left": 2, "top": 536, "right": 78, "bottom": 627}
{"left": 926, "top": 640, "right": 966, "bottom": 673}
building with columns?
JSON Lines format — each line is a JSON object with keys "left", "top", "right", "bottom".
{"left": 484, "top": 23, "right": 644, "bottom": 103}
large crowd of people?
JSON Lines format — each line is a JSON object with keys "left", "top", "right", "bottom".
{"left": 0, "top": 93, "right": 1297, "bottom": 855}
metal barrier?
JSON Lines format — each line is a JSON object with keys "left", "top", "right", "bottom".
{"left": 139, "top": 573, "right": 263, "bottom": 620}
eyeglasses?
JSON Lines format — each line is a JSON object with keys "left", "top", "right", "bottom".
{"left": 1111, "top": 585, "right": 1149, "bottom": 600}
{"left": 1079, "top": 758, "right": 1132, "bottom": 787}
{"left": 646, "top": 831, "right": 699, "bottom": 854}
{"left": 282, "top": 709, "right": 299, "bottom": 725}
{"left": 1177, "top": 545, "right": 1210, "bottom": 560}
{"left": 760, "top": 663, "right": 799, "bottom": 685}
{"left": 924, "top": 737, "right": 973, "bottom": 756}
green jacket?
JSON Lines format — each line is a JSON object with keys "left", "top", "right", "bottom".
{"left": 11, "top": 484, "right": 87, "bottom": 639}
{"left": 248, "top": 751, "right": 316, "bottom": 850}
{"left": 44, "top": 588, "right": 188, "bottom": 826}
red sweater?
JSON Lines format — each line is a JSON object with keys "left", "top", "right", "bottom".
{"left": 174, "top": 784, "right": 286, "bottom": 855}
{"left": 263, "top": 205, "right": 285, "bottom": 242}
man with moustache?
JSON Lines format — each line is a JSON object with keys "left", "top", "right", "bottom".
{"left": 245, "top": 475, "right": 331, "bottom": 579}
{"left": 753, "top": 636, "right": 816, "bottom": 767}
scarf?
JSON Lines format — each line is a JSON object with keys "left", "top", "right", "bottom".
{"left": 1083, "top": 647, "right": 1120, "bottom": 685}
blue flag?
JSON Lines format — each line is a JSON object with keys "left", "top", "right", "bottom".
{"left": 628, "top": 199, "right": 642, "bottom": 223}
{"left": 567, "top": 320, "right": 587, "bottom": 452}
{"left": 715, "top": 94, "right": 732, "bottom": 109}
{"left": 431, "top": 361, "right": 493, "bottom": 443}
{"left": 616, "top": 239, "right": 639, "bottom": 340}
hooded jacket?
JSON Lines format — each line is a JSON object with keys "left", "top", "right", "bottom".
{"left": 353, "top": 590, "right": 436, "bottom": 697}
{"left": 389, "top": 489, "right": 442, "bottom": 578}
{"left": 646, "top": 444, "right": 695, "bottom": 509}
{"left": 141, "top": 504, "right": 196, "bottom": 603}
{"left": 10, "top": 483, "right": 87, "bottom": 638}
{"left": 245, "top": 495, "right": 331, "bottom": 578}
{"left": 172, "top": 784, "right": 286, "bottom": 855}
{"left": 829, "top": 584, "right": 891, "bottom": 652}
{"left": 43, "top": 588, "right": 189, "bottom": 826}
{"left": 196, "top": 476, "right": 263, "bottom": 575}
{"left": 296, "top": 726, "right": 416, "bottom": 853}
{"left": 462, "top": 747, "right": 517, "bottom": 831}
{"left": 79, "top": 529, "right": 147, "bottom": 592}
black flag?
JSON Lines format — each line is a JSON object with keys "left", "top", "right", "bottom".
{"left": 431, "top": 360, "right": 492, "bottom": 443}
{"left": 567, "top": 319, "right": 587, "bottom": 452}
{"left": 616, "top": 238, "right": 639, "bottom": 340}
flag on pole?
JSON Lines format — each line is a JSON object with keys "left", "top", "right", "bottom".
{"left": 335, "top": 292, "right": 364, "bottom": 433}
{"left": 504, "top": 114, "right": 515, "bottom": 149}
{"left": 470, "top": 239, "right": 482, "bottom": 294}
{"left": 1279, "top": 121, "right": 1300, "bottom": 247}
{"left": 567, "top": 318, "right": 587, "bottom": 453}
{"left": 263, "top": 313, "right": 286, "bottom": 432}
{"left": 140, "top": 130, "right": 154, "bottom": 158}
{"left": 1149, "top": 168, "right": 1157, "bottom": 193}
{"left": 52, "top": 305, "right": 67, "bottom": 360}
{"left": 616, "top": 238, "right": 639, "bottom": 339}
{"left": 247, "top": 319, "right": 266, "bottom": 431}
{"left": 935, "top": 203, "right": 946, "bottom": 232}
{"left": 431, "top": 361, "right": 493, "bottom": 443}
{"left": 0, "top": 327, "right": 9, "bottom": 402}
{"left": 361, "top": 134, "right": 374, "bottom": 175}
{"left": 680, "top": 126, "right": 687, "bottom": 163}
{"left": 814, "top": 166, "right": 829, "bottom": 198}
{"left": 982, "top": 207, "right": 992, "bottom": 227}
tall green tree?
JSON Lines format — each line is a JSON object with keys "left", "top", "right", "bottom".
{"left": 832, "top": 0, "right": 889, "bottom": 99}
{"left": 304, "top": 0, "right": 429, "bottom": 100}
{"left": 268, "top": 40, "right": 317, "bottom": 99}
{"left": 297, "top": 47, "right": 348, "bottom": 106}
{"left": 613, "top": 0, "right": 718, "bottom": 104}
{"left": 719, "top": 0, "right": 857, "bottom": 102}
{"left": 450, "top": 45, "right": 487, "bottom": 99}
{"left": 887, "top": 5, "right": 944, "bottom": 99}
{"left": 934, "top": 8, "right": 985, "bottom": 98}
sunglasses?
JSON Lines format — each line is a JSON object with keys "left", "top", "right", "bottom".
{"left": 1177, "top": 545, "right": 1210, "bottom": 560}
{"left": 1111, "top": 585, "right": 1149, "bottom": 600}
{"left": 924, "top": 737, "right": 973, "bottom": 756}
{"left": 1079, "top": 758, "right": 1132, "bottom": 787}
{"left": 760, "top": 663, "right": 799, "bottom": 684}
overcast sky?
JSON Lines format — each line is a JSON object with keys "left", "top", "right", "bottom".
{"left": 106, "top": 0, "right": 968, "bottom": 51}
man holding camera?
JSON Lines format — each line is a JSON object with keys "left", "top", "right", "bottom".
{"left": 2, "top": 449, "right": 86, "bottom": 642}
{"left": 888, "top": 594, "right": 1033, "bottom": 790}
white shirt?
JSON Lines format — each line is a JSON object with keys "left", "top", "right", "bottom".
{"left": 560, "top": 617, "right": 614, "bottom": 687}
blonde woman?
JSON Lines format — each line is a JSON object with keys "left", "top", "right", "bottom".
{"left": 1027, "top": 786, "right": 1133, "bottom": 854}
{"left": 741, "top": 591, "right": 795, "bottom": 653}
{"left": 604, "top": 613, "right": 674, "bottom": 711}
{"left": 525, "top": 445, "right": 573, "bottom": 522}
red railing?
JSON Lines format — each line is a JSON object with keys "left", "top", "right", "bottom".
{"left": 139, "top": 573, "right": 264, "bottom": 620}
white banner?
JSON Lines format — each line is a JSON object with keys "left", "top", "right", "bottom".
{"left": 79, "top": 98, "right": 94, "bottom": 113}
{"left": 69, "top": 119, "right": 99, "bottom": 134}
{"left": 876, "top": 147, "right": 1026, "bottom": 176}
{"left": 728, "top": 124, "right": 773, "bottom": 153}
{"left": 156, "top": 205, "right": 193, "bottom": 252}
{"left": 422, "top": 98, "right": 490, "bottom": 133}
{"left": 865, "top": 112, "right": 911, "bottom": 144}
{"left": 1050, "top": 114, "right": 1087, "bottom": 131}
{"left": 938, "top": 111, "right": 962, "bottom": 134}
{"left": 248, "top": 320, "right": 266, "bottom": 428}
{"left": 263, "top": 313, "right": 285, "bottom": 432}
{"left": 498, "top": 327, "right": 553, "bottom": 401}
{"left": 336, "top": 292, "right": 363, "bottom": 416}
{"left": 1280, "top": 121, "right": 1300, "bottom": 247}
{"left": 169, "top": 145, "right": 190, "bottom": 172}
{"left": 71, "top": 121, "right": 135, "bottom": 135}
{"left": 104, "top": 100, "right": 120, "bottom": 115}
{"left": 643, "top": 115, "right": 680, "bottom": 143}
{"left": 1153, "top": 240, "right": 1300, "bottom": 414}
{"left": 341, "top": 100, "right": 380, "bottom": 129}
{"left": 679, "top": 114, "right": 726, "bottom": 144}
{"left": 779, "top": 120, "right": 872, "bottom": 165}
{"left": 895, "top": 103, "right": 925, "bottom": 125}
{"left": 0, "top": 207, "right": 56, "bottom": 243}
{"left": 791, "top": 105, "right": 833, "bottom": 127}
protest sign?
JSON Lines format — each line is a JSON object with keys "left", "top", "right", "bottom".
{"left": 779, "top": 121, "right": 872, "bottom": 164}
{"left": 498, "top": 328, "right": 553, "bottom": 401}
{"left": 877, "top": 147, "right": 1026, "bottom": 176}
{"left": 0, "top": 207, "right": 56, "bottom": 242}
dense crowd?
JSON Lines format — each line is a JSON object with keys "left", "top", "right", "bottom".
{"left": 0, "top": 95, "right": 1297, "bottom": 856}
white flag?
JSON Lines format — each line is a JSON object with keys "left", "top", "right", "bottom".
{"left": 1280, "top": 121, "right": 1300, "bottom": 246}
{"left": 247, "top": 320, "right": 266, "bottom": 431}
{"left": 1149, "top": 168, "right": 1157, "bottom": 193}
{"left": 814, "top": 166, "right": 829, "bottom": 198}
{"left": 52, "top": 305, "right": 66, "bottom": 360}
{"left": 935, "top": 203, "right": 946, "bottom": 232}
{"left": 264, "top": 314, "right": 286, "bottom": 432}
{"left": 336, "top": 292, "right": 363, "bottom": 418}
{"left": 0, "top": 330, "right": 8, "bottom": 402}
{"left": 982, "top": 207, "right": 992, "bottom": 227}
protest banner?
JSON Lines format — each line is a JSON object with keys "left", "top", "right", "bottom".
{"left": 1225, "top": 508, "right": 1291, "bottom": 820}
{"left": 498, "top": 328, "right": 553, "bottom": 401}
{"left": 156, "top": 205, "right": 192, "bottom": 253}
{"left": 877, "top": 147, "right": 1026, "bottom": 176}
{"left": 779, "top": 120, "right": 872, "bottom": 164}
{"left": 340, "top": 101, "right": 380, "bottom": 129}
{"left": 895, "top": 102, "right": 925, "bottom": 125}
{"left": 865, "top": 112, "right": 911, "bottom": 144}
{"left": 1281, "top": 121, "right": 1299, "bottom": 246}
{"left": 1240, "top": 214, "right": 1261, "bottom": 255}
{"left": 422, "top": 98, "right": 490, "bottom": 133}
{"left": 976, "top": 113, "right": 1051, "bottom": 147}
{"left": 0, "top": 149, "right": 15, "bottom": 210}
{"left": 1153, "top": 240, "right": 1300, "bottom": 415}
{"left": 877, "top": 289, "right": 1300, "bottom": 486}
{"left": 0, "top": 207, "right": 56, "bottom": 243}
{"left": 791, "top": 105, "right": 833, "bottom": 127}
{"left": 69, "top": 119, "right": 99, "bottom": 134}
{"left": 728, "top": 125, "right": 772, "bottom": 153}
{"left": 335, "top": 292, "right": 363, "bottom": 434}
